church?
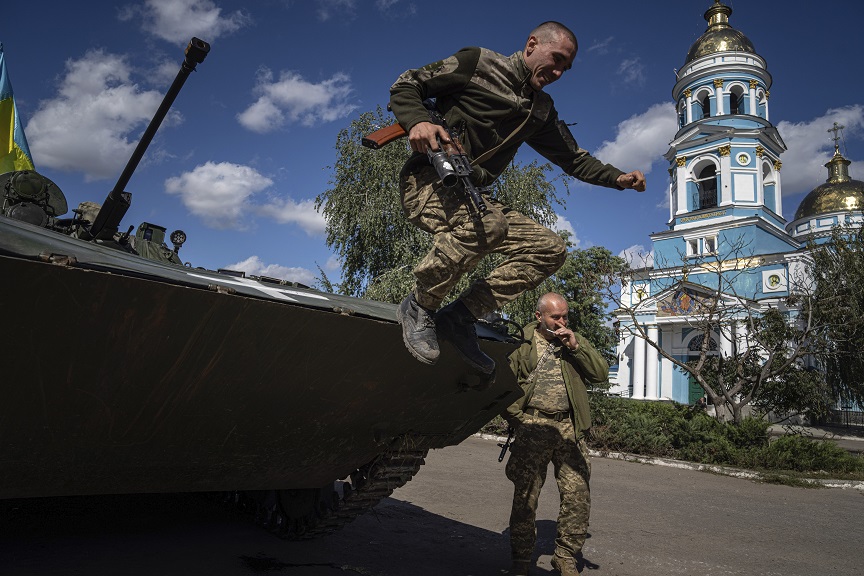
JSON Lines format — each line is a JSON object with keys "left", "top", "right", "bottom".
{"left": 609, "top": 1, "right": 864, "bottom": 404}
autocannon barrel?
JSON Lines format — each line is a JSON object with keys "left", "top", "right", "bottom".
{"left": 88, "top": 37, "right": 210, "bottom": 240}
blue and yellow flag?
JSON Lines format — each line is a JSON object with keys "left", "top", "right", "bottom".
{"left": 0, "top": 43, "right": 35, "bottom": 173}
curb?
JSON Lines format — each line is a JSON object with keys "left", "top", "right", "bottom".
{"left": 473, "top": 433, "right": 864, "bottom": 491}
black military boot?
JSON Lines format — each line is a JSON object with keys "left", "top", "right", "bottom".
{"left": 396, "top": 293, "right": 440, "bottom": 364}
{"left": 435, "top": 300, "right": 495, "bottom": 374}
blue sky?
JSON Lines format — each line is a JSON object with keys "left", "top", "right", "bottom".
{"left": 3, "top": 0, "right": 862, "bottom": 287}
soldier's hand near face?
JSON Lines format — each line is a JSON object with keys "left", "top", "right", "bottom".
{"left": 549, "top": 327, "right": 579, "bottom": 351}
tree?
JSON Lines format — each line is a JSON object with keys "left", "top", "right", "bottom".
{"left": 315, "top": 106, "right": 418, "bottom": 298}
{"left": 807, "top": 222, "right": 864, "bottom": 410}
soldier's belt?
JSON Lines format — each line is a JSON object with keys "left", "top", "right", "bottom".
{"left": 525, "top": 408, "right": 571, "bottom": 422}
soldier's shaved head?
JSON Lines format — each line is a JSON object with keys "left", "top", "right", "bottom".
{"left": 529, "top": 21, "right": 578, "bottom": 52}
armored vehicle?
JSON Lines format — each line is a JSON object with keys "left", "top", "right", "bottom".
{"left": 0, "top": 39, "right": 522, "bottom": 538}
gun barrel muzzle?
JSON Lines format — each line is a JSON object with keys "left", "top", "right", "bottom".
{"left": 428, "top": 150, "right": 459, "bottom": 187}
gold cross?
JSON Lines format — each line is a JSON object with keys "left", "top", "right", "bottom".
{"left": 828, "top": 122, "right": 845, "bottom": 152}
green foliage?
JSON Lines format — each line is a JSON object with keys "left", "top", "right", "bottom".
{"left": 808, "top": 223, "right": 864, "bottom": 408}
{"left": 755, "top": 434, "right": 864, "bottom": 474}
{"left": 483, "top": 414, "right": 511, "bottom": 436}
{"left": 754, "top": 364, "right": 833, "bottom": 424}
{"left": 489, "top": 160, "right": 561, "bottom": 227}
{"left": 316, "top": 106, "right": 422, "bottom": 299}
{"left": 580, "top": 396, "right": 864, "bottom": 475}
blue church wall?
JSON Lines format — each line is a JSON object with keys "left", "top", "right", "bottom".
{"left": 652, "top": 237, "right": 687, "bottom": 267}
{"left": 672, "top": 359, "right": 690, "bottom": 403}
{"left": 718, "top": 224, "right": 797, "bottom": 254}
{"left": 717, "top": 117, "right": 763, "bottom": 130}
{"left": 685, "top": 180, "right": 716, "bottom": 211}
{"left": 764, "top": 184, "right": 777, "bottom": 212}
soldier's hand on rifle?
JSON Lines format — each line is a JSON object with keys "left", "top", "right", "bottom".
{"left": 617, "top": 170, "right": 647, "bottom": 192}
{"left": 408, "top": 121, "right": 451, "bottom": 154}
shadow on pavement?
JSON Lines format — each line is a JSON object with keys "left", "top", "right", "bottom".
{"left": 1, "top": 493, "right": 552, "bottom": 576}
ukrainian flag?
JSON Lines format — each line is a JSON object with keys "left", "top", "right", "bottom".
{"left": 0, "top": 43, "right": 35, "bottom": 173}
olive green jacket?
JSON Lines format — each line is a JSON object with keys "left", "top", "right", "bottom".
{"left": 506, "top": 321, "right": 609, "bottom": 438}
{"left": 390, "top": 46, "right": 625, "bottom": 188}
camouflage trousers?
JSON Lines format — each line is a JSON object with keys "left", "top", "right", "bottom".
{"left": 400, "top": 159, "right": 566, "bottom": 317}
{"left": 505, "top": 415, "right": 591, "bottom": 563}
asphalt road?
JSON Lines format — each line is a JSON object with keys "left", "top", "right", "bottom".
{"left": 2, "top": 436, "right": 862, "bottom": 576}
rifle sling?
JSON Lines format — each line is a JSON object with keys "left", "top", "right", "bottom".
{"left": 470, "top": 98, "right": 535, "bottom": 167}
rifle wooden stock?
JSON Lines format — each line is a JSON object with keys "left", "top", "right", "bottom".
{"left": 361, "top": 123, "right": 407, "bottom": 149}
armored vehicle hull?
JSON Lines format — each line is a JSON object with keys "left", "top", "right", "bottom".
{"left": 0, "top": 214, "right": 522, "bottom": 535}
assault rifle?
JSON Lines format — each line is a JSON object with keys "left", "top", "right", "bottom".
{"left": 361, "top": 100, "right": 490, "bottom": 217}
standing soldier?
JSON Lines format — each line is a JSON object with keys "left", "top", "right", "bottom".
{"left": 504, "top": 292, "right": 608, "bottom": 576}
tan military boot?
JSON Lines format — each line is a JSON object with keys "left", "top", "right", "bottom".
{"left": 550, "top": 554, "right": 581, "bottom": 576}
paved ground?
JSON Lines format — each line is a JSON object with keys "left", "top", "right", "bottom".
{"left": 2, "top": 435, "right": 862, "bottom": 576}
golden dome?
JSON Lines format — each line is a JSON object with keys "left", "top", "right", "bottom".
{"left": 794, "top": 149, "right": 864, "bottom": 220}
{"left": 685, "top": 1, "right": 756, "bottom": 65}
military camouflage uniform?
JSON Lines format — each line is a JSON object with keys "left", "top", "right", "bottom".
{"left": 390, "top": 47, "right": 626, "bottom": 317}
{"left": 505, "top": 321, "right": 608, "bottom": 565}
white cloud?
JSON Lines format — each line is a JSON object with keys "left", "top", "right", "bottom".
{"left": 316, "top": 0, "right": 357, "bottom": 21}
{"left": 164, "top": 161, "right": 326, "bottom": 234}
{"left": 325, "top": 254, "right": 342, "bottom": 271}
{"left": 259, "top": 197, "right": 326, "bottom": 236}
{"left": 586, "top": 36, "right": 614, "bottom": 55}
{"left": 225, "top": 255, "right": 317, "bottom": 286}
{"left": 25, "top": 49, "right": 168, "bottom": 181}
{"left": 122, "top": 0, "right": 251, "bottom": 45}
{"left": 165, "top": 161, "right": 273, "bottom": 229}
{"left": 776, "top": 105, "right": 864, "bottom": 197}
{"left": 237, "top": 68, "right": 357, "bottom": 132}
{"left": 553, "top": 213, "right": 580, "bottom": 248}
{"left": 594, "top": 102, "right": 676, "bottom": 176}
{"left": 617, "top": 58, "right": 646, "bottom": 87}
{"left": 150, "top": 59, "right": 183, "bottom": 86}
{"left": 375, "top": 0, "right": 401, "bottom": 9}
{"left": 619, "top": 244, "right": 654, "bottom": 268}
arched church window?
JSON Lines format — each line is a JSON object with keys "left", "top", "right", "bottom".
{"left": 762, "top": 161, "right": 776, "bottom": 213}
{"left": 688, "top": 334, "right": 718, "bottom": 352}
{"left": 756, "top": 90, "right": 767, "bottom": 119}
{"left": 693, "top": 164, "right": 718, "bottom": 210}
{"left": 678, "top": 100, "right": 687, "bottom": 128}
{"left": 729, "top": 85, "right": 746, "bottom": 114}
{"left": 700, "top": 93, "right": 711, "bottom": 118}
{"left": 762, "top": 162, "right": 775, "bottom": 186}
